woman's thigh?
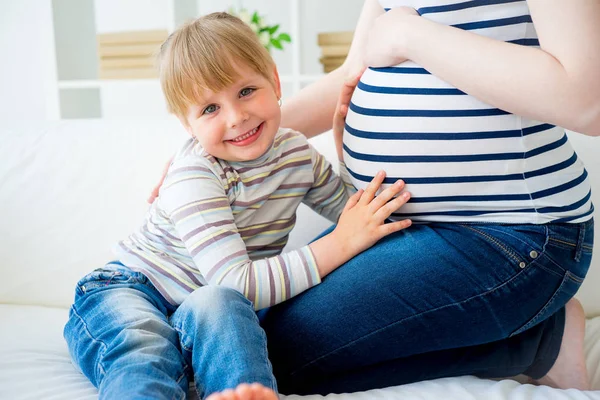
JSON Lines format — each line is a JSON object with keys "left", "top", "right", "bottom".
{"left": 259, "top": 220, "right": 592, "bottom": 392}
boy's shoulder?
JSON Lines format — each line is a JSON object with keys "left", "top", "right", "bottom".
{"left": 272, "top": 128, "right": 314, "bottom": 157}
{"left": 274, "top": 127, "right": 309, "bottom": 145}
{"left": 166, "top": 138, "right": 224, "bottom": 182}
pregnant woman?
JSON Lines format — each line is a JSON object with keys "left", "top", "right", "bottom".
{"left": 260, "top": 0, "right": 599, "bottom": 394}
{"left": 148, "top": 0, "right": 599, "bottom": 395}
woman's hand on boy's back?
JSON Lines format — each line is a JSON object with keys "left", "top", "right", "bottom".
{"left": 147, "top": 156, "right": 174, "bottom": 204}
{"left": 309, "top": 171, "right": 411, "bottom": 278}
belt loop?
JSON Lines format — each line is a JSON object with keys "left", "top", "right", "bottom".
{"left": 574, "top": 224, "right": 585, "bottom": 262}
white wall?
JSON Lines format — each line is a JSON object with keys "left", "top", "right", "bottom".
{"left": 567, "top": 131, "right": 600, "bottom": 311}
{"left": 0, "top": 0, "right": 58, "bottom": 120}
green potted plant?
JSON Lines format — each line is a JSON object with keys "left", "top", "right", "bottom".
{"left": 229, "top": 8, "right": 291, "bottom": 52}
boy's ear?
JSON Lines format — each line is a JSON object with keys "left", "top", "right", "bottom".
{"left": 273, "top": 66, "right": 282, "bottom": 100}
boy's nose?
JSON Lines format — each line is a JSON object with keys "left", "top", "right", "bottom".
{"left": 228, "top": 106, "right": 249, "bottom": 128}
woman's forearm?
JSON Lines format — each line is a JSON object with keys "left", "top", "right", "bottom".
{"left": 399, "top": 14, "right": 600, "bottom": 136}
{"left": 280, "top": 66, "right": 349, "bottom": 138}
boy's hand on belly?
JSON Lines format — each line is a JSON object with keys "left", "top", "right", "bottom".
{"left": 308, "top": 171, "right": 411, "bottom": 278}
{"left": 333, "top": 171, "right": 412, "bottom": 257}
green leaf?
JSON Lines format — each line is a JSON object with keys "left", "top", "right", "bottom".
{"left": 270, "top": 38, "right": 283, "bottom": 50}
{"left": 278, "top": 33, "right": 291, "bottom": 42}
{"left": 252, "top": 11, "right": 260, "bottom": 24}
{"left": 268, "top": 24, "right": 280, "bottom": 35}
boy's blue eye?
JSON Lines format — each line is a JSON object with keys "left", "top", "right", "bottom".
{"left": 240, "top": 87, "right": 255, "bottom": 97}
{"left": 203, "top": 104, "right": 218, "bottom": 115}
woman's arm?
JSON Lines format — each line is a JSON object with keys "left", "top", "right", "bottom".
{"left": 280, "top": 0, "right": 384, "bottom": 137}
{"left": 367, "top": 0, "right": 600, "bottom": 136}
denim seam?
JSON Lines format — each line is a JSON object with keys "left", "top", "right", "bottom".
{"left": 548, "top": 237, "right": 593, "bottom": 252}
{"left": 460, "top": 225, "right": 523, "bottom": 264}
{"left": 70, "top": 304, "right": 108, "bottom": 380}
{"left": 565, "top": 270, "right": 585, "bottom": 284}
{"left": 509, "top": 271, "right": 570, "bottom": 336}
{"left": 171, "top": 325, "right": 194, "bottom": 353}
{"left": 466, "top": 225, "right": 547, "bottom": 253}
{"left": 540, "top": 250, "right": 586, "bottom": 282}
{"left": 258, "top": 329, "right": 278, "bottom": 392}
{"left": 290, "top": 263, "right": 533, "bottom": 377}
{"left": 175, "top": 365, "right": 189, "bottom": 400}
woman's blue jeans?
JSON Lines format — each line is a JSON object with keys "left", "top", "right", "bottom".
{"left": 64, "top": 265, "right": 276, "bottom": 400}
{"left": 259, "top": 219, "right": 594, "bottom": 394}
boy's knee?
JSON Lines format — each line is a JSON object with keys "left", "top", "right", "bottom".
{"left": 183, "top": 285, "right": 251, "bottom": 313}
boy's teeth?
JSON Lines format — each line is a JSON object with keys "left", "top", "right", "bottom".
{"left": 232, "top": 126, "right": 259, "bottom": 142}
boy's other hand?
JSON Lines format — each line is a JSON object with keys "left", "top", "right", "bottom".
{"left": 147, "top": 156, "right": 174, "bottom": 204}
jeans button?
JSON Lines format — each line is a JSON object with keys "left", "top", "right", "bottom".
{"left": 530, "top": 250, "right": 538, "bottom": 259}
{"left": 519, "top": 261, "right": 526, "bottom": 269}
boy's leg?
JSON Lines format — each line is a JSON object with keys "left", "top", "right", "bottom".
{"left": 170, "top": 285, "right": 277, "bottom": 399}
{"left": 64, "top": 265, "right": 188, "bottom": 400}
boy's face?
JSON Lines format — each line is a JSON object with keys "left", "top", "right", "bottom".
{"left": 181, "top": 63, "right": 282, "bottom": 162}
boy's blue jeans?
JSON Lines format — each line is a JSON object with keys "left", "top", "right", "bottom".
{"left": 259, "top": 220, "right": 594, "bottom": 394}
{"left": 63, "top": 264, "right": 277, "bottom": 400}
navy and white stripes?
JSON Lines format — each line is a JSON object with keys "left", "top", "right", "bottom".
{"left": 341, "top": 0, "right": 592, "bottom": 223}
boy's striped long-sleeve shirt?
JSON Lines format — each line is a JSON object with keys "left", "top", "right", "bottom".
{"left": 114, "top": 128, "right": 350, "bottom": 310}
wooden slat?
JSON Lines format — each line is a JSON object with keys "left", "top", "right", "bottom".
{"left": 319, "top": 56, "right": 346, "bottom": 73}
{"left": 99, "top": 68, "right": 158, "bottom": 79}
{"left": 100, "top": 57, "right": 156, "bottom": 69}
{"left": 319, "top": 56, "right": 347, "bottom": 64}
{"left": 320, "top": 44, "right": 351, "bottom": 57}
{"left": 98, "top": 30, "right": 168, "bottom": 45}
{"left": 317, "top": 31, "right": 353, "bottom": 46}
{"left": 98, "top": 43, "right": 161, "bottom": 58}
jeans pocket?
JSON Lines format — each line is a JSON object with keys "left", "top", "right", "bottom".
{"left": 510, "top": 270, "right": 582, "bottom": 337}
{"left": 460, "top": 224, "right": 548, "bottom": 272}
{"left": 75, "top": 265, "right": 145, "bottom": 297}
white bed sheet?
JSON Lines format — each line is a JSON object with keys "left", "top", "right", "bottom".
{"left": 1, "top": 304, "right": 599, "bottom": 400}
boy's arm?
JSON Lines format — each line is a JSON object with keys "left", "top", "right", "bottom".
{"left": 161, "top": 156, "right": 412, "bottom": 310}
{"left": 301, "top": 145, "right": 349, "bottom": 223}
{"left": 160, "top": 159, "right": 323, "bottom": 310}
{"left": 365, "top": 1, "right": 600, "bottom": 136}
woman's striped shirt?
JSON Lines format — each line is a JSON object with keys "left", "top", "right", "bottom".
{"left": 114, "top": 129, "right": 348, "bottom": 309}
{"left": 343, "top": 0, "right": 593, "bottom": 223}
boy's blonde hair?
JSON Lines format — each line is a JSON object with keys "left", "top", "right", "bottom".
{"left": 158, "top": 12, "right": 276, "bottom": 120}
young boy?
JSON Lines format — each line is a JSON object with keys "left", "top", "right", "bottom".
{"left": 64, "top": 12, "right": 411, "bottom": 400}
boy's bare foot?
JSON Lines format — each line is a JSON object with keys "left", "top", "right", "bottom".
{"left": 206, "top": 383, "right": 279, "bottom": 400}
{"left": 531, "top": 298, "right": 590, "bottom": 390}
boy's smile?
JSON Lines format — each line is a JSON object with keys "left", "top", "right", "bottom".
{"left": 226, "top": 121, "right": 264, "bottom": 147}
{"left": 181, "top": 63, "right": 282, "bottom": 162}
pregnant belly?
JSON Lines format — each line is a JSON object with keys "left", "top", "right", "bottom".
{"left": 340, "top": 65, "right": 579, "bottom": 223}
